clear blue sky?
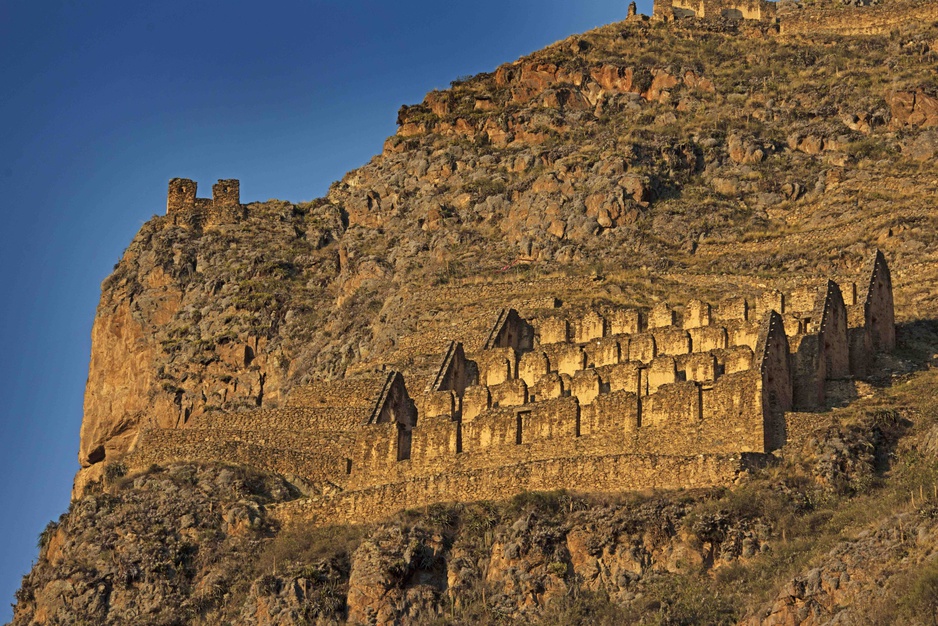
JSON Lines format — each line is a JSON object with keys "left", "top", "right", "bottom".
{"left": 0, "top": 0, "right": 646, "bottom": 618}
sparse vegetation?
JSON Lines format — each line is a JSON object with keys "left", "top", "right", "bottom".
{"left": 21, "top": 2, "right": 938, "bottom": 624}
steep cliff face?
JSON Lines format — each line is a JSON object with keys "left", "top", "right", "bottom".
{"left": 75, "top": 203, "right": 352, "bottom": 494}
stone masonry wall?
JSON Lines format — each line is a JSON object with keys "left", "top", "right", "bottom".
{"left": 654, "top": 0, "right": 776, "bottom": 21}
{"left": 127, "top": 428, "right": 351, "bottom": 483}
{"left": 193, "top": 406, "right": 372, "bottom": 433}
{"left": 778, "top": 0, "right": 938, "bottom": 37}
{"left": 272, "top": 453, "right": 760, "bottom": 527}
{"left": 125, "top": 253, "right": 895, "bottom": 527}
{"left": 166, "top": 178, "right": 243, "bottom": 228}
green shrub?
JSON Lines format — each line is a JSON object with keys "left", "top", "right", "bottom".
{"left": 461, "top": 501, "right": 501, "bottom": 536}
{"left": 425, "top": 503, "right": 459, "bottom": 531}
{"left": 103, "top": 461, "right": 128, "bottom": 486}
{"left": 462, "top": 177, "right": 507, "bottom": 199}
{"left": 37, "top": 520, "right": 59, "bottom": 551}
{"left": 635, "top": 574, "right": 739, "bottom": 625}
{"left": 506, "top": 490, "right": 572, "bottom": 517}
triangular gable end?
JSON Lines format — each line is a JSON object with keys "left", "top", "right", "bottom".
{"left": 364, "top": 371, "right": 417, "bottom": 429}
{"left": 863, "top": 250, "right": 896, "bottom": 352}
{"left": 813, "top": 280, "right": 849, "bottom": 380}
{"left": 755, "top": 310, "right": 792, "bottom": 451}
{"left": 483, "top": 308, "right": 533, "bottom": 351}
{"left": 428, "top": 341, "right": 472, "bottom": 396}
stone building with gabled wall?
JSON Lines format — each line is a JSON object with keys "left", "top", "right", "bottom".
{"left": 125, "top": 251, "right": 896, "bottom": 527}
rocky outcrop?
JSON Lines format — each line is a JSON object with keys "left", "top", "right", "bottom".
{"left": 904, "top": 129, "right": 938, "bottom": 161}
{"left": 887, "top": 90, "right": 938, "bottom": 128}
{"left": 745, "top": 510, "right": 938, "bottom": 626}
{"left": 74, "top": 202, "right": 350, "bottom": 497}
{"left": 396, "top": 61, "right": 716, "bottom": 145}
{"left": 346, "top": 526, "right": 447, "bottom": 625}
{"left": 14, "top": 465, "right": 300, "bottom": 625}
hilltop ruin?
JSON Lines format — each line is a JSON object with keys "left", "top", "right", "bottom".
{"left": 652, "top": 0, "right": 778, "bottom": 22}
{"left": 166, "top": 177, "right": 243, "bottom": 228}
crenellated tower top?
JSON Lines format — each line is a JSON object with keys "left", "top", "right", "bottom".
{"left": 166, "top": 178, "right": 243, "bottom": 227}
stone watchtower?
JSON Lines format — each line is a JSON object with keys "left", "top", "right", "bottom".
{"left": 212, "top": 179, "right": 240, "bottom": 208}
{"left": 166, "top": 178, "right": 243, "bottom": 227}
{"left": 167, "top": 178, "right": 198, "bottom": 213}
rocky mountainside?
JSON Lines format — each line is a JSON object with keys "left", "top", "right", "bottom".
{"left": 75, "top": 1, "right": 938, "bottom": 495}
{"left": 14, "top": 348, "right": 938, "bottom": 624}
{"left": 15, "top": 0, "right": 938, "bottom": 623}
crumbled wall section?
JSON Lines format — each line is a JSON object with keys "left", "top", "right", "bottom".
{"left": 475, "top": 347, "right": 517, "bottom": 386}
{"left": 166, "top": 177, "right": 243, "bottom": 228}
{"left": 653, "top": 0, "right": 777, "bottom": 21}
{"left": 415, "top": 391, "right": 456, "bottom": 420}
{"left": 684, "top": 299, "right": 711, "bottom": 329}
{"left": 125, "top": 253, "right": 896, "bottom": 526}
{"left": 538, "top": 316, "right": 570, "bottom": 345}
{"left": 778, "top": 0, "right": 938, "bottom": 36}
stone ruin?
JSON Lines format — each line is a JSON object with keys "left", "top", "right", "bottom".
{"left": 166, "top": 177, "right": 243, "bottom": 228}
{"left": 126, "top": 251, "right": 895, "bottom": 525}
{"left": 652, "top": 0, "right": 778, "bottom": 21}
